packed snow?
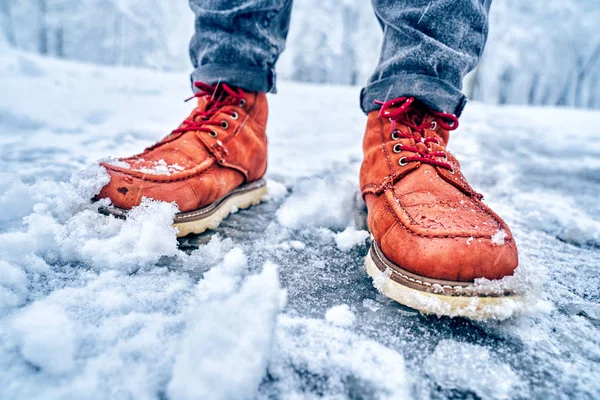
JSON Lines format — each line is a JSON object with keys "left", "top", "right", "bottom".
{"left": 1, "top": 51, "right": 599, "bottom": 399}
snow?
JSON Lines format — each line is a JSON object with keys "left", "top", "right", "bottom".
{"left": 276, "top": 177, "right": 358, "bottom": 230}
{"left": 0, "top": 50, "right": 599, "bottom": 399}
{"left": 325, "top": 304, "right": 356, "bottom": 327}
{"left": 168, "top": 262, "right": 285, "bottom": 400}
{"left": 106, "top": 159, "right": 186, "bottom": 176}
{"left": 491, "top": 229, "right": 507, "bottom": 245}
{"left": 10, "top": 302, "right": 76, "bottom": 375}
{"left": 334, "top": 227, "right": 370, "bottom": 251}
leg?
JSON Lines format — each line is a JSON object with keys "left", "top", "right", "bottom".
{"left": 361, "top": 0, "right": 492, "bottom": 116}
{"left": 98, "top": 1, "right": 292, "bottom": 234}
{"left": 189, "top": 0, "right": 293, "bottom": 93}
{"left": 360, "top": 0, "right": 520, "bottom": 320}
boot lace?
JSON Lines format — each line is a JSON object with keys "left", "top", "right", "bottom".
{"left": 172, "top": 81, "right": 246, "bottom": 136}
{"left": 375, "top": 97, "right": 459, "bottom": 171}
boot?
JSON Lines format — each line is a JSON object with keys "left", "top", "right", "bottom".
{"left": 97, "top": 82, "right": 268, "bottom": 236}
{"left": 361, "top": 97, "right": 519, "bottom": 318}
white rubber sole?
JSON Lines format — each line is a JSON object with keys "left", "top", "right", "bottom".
{"left": 174, "top": 183, "right": 267, "bottom": 237}
{"left": 365, "top": 249, "right": 523, "bottom": 320}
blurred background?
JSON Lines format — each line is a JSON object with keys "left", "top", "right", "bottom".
{"left": 1, "top": 0, "right": 599, "bottom": 109}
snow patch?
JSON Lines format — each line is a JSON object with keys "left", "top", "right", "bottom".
{"left": 325, "top": 304, "right": 356, "bottom": 327}
{"left": 263, "top": 179, "right": 288, "bottom": 201}
{"left": 0, "top": 172, "right": 41, "bottom": 223}
{"left": 27, "top": 196, "right": 180, "bottom": 273}
{"left": 276, "top": 240, "right": 306, "bottom": 251}
{"left": 491, "top": 229, "right": 507, "bottom": 245}
{"left": 133, "top": 159, "right": 185, "bottom": 176}
{"left": 10, "top": 302, "right": 76, "bottom": 374}
{"left": 168, "top": 262, "right": 286, "bottom": 400}
{"left": 102, "top": 158, "right": 131, "bottom": 169}
{"left": 334, "top": 227, "right": 369, "bottom": 251}
{"left": 372, "top": 267, "right": 393, "bottom": 293}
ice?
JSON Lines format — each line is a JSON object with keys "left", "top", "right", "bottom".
{"left": 334, "top": 226, "right": 370, "bottom": 251}
{"left": 0, "top": 52, "right": 599, "bottom": 398}
{"left": 325, "top": 304, "right": 356, "bottom": 327}
{"left": 425, "top": 340, "right": 521, "bottom": 399}
{"left": 264, "top": 316, "right": 409, "bottom": 399}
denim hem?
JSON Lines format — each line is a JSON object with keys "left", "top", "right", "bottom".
{"left": 190, "top": 64, "right": 276, "bottom": 93}
{"left": 360, "top": 73, "right": 468, "bottom": 117}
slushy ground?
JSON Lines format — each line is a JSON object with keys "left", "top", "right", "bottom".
{"left": 1, "top": 51, "right": 599, "bottom": 399}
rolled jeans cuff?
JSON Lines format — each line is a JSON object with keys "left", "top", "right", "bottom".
{"left": 191, "top": 64, "right": 276, "bottom": 93}
{"left": 360, "top": 74, "right": 468, "bottom": 117}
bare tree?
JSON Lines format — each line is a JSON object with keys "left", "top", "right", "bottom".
{"left": 1, "top": 0, "right": 16, "bottom": 46}
{"left": 575, "top": 43, "right": 600, "bottom": 108}
{"left": 38, "top": 0, "right": 48, "bottom": 54}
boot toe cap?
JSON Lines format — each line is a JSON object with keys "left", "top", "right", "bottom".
{"left": 368, "top": 192, "right": 519, "bottom": 282}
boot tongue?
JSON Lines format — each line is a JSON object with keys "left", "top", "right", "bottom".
{"left": 405, "top": 103, "right": 450, "bottom": 145}
{"left": 195, "top": 85, "right": 231, "bottom": 121}
{"left": 199, "top": 86, "right": 228, "bottom": 113}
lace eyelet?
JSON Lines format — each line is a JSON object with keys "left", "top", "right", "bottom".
{"left": 430, "top": 121, "right": 437, "bottom": 130}
{"left": 221, "top": 120, "right": 229, "bottom": 129}
{"left": 239, "top": 99, "right": 246, "bottom": 107}
{"left": 231, "top": 111, "right": 239, "bottom": 120}
{"left": 393, "top": 143, "right": 402, "bottom": 153}
{"left": 441, "top": 152, "right": 447, "bottom": 159}
{"left": 399, "top": 157, "right": 408, "bottom": 166}
{"left": 449, "top": 167, "right": 455, "bottom": 174}
{"left": 209, "top": 131, "right": 218, "bottom": 138}
{"left": 391, "top": 130, "right": 399, "bottom": 140}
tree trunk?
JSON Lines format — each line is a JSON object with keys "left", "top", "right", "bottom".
{"left": 38, "top": 0, "right": 48, "bottom": 54}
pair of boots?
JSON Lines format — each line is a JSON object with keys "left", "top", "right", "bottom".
{"left": 98, "top": 83, "right": 519, "bottom": 319}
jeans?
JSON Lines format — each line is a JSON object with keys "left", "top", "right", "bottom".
{"left": 189, "top": 0, "right": 491, "bottom": 116}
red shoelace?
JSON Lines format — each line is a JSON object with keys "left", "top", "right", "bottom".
{"left": 375, "top": 97, "right": 459, "bottom": 171}
{"left": 172, "top": 81, "right": 246, "bottom": 136}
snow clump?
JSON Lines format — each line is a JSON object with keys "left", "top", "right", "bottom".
{"left": 334, "top": 226, "right": 369, "bottom": 251}
{"left": 325, "top": 304, "right": 356, "bottom": 327}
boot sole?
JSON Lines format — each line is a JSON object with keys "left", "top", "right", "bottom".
{"left": 365, "top": 241, "right": 522, "bottom": 320}
{"left": 99, "top": 179, "right": 267, "bottom": 237}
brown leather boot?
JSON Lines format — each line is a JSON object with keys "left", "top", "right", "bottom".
{"left": 361, "top": 97, "right": 519, "bottom": 318}
{"left": 97, "top": 82, "right": 268, "bottom": 236}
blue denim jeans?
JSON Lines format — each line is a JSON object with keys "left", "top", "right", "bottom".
{"left": 189, "top": 0, "right": 491, "bottom": 116}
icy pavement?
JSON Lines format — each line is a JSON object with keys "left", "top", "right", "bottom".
{"left": 1, "top": 51, "right": 599, "bottom": 399}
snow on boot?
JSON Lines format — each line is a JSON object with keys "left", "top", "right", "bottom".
{"left": 360, "top": 97, "right": 520, "bottom": 320}
{"left": 97, "top": 82, "right": 268, "bottom": 236}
